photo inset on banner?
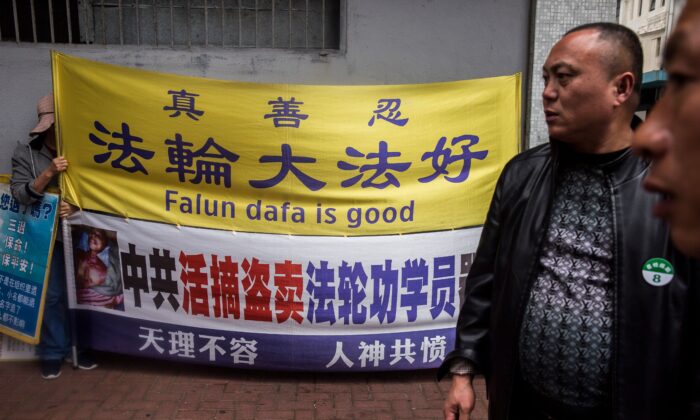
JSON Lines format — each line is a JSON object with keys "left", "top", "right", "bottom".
{"left": 71, "top": 225, "right": 124, "bottom": 311}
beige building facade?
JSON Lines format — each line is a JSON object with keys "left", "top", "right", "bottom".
{"left": 619, "top": 0, "right": 686, "bottom": 112}
{"left": 619, "top": 0, "right": 685, "bottom": 72}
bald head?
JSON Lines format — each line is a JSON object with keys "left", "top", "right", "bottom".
{"left": 566, "top": 23, "right": 643, "bottom": 97}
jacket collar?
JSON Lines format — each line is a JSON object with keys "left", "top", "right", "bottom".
{"left": 549, "top": 139, "right": 649, "bottom": 186}
{"left": 28, "top": 134, "right": 56, "bottom": 160}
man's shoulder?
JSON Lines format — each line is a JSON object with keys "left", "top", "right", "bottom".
{"left": 501, "top": 143, "right": 551, "bottom": 177}
{"left": 12, "top": 137, "right": 41, "bottom": 155}
{"left": 12, "top": 140, "right": 31, "bottom": 159}
{"left": 509, "top": 143, "right": 550, "bottom": 163}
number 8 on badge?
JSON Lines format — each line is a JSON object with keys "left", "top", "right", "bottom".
{"left": 642, "top": 258, "right": 674, "bottom": 287}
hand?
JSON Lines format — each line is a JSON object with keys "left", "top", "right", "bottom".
{"left": 59, "top": 200, "right": 77, "bottom": 218}
{"left": 443, "top": 374, "right": 475, "bottom": 420}
{"left": 48, "top": 156, "right": 68, "bottom": 177}
{"left": 32, "top": 157, "right": 69, "bottom": 195}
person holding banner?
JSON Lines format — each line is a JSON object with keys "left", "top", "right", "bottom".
{"left": 11, "top": 94, "right": 97, "bottom": 379}
{"left": 632, "top": 1, "right": 700, "bottom": 259}
{"left": 440, "top": 23, "right": 699, "bottom": 420}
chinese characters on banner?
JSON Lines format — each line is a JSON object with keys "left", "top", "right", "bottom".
{"left": 65, "top": 211, "right": 481, "bottom": 370}
{"left": 0, "top": 180, "right": 58, "bottom": 344}
{"left": 53, "top": 52, "right": 520, "bottom": 370}
{"left": 54, "top": 52, "right": 520, "bottom": 236}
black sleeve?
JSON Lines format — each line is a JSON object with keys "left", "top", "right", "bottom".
{"left": 437, "top": 164, "right": 508, "bottom": 380}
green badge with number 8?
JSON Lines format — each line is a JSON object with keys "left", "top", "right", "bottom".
{"left": 642, "top": 258, "right": 674, "bottom": 287}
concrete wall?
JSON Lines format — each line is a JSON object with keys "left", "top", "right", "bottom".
{"left": 0, "top": 0, "right": 532, "bottom": 174}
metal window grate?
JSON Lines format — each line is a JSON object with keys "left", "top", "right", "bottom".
{"left": 0, "top": 0, "right": 341, "bottom": 49}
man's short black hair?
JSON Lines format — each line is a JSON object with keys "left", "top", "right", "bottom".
{"left": 565, "top": 22, "right": 643, "bottom": 95}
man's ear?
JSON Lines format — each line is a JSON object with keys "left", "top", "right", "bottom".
{"left": 613, "top": 71, "right": 635, "bottom": 106}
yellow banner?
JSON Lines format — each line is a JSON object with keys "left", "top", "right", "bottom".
{"left": 54, "top": 52, "right": 520, "bottom": 236}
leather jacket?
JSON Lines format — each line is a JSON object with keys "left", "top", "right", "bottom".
{"left": 438, "top": 142, "right": 700, "bottom": 420}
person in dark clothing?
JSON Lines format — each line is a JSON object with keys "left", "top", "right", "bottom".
{"left": 11, "top": 94, "right": 97, "bottom": 379}
{"left": 633, "top": 0, "right": 700, "bottom": 259}
{"left": 440, "top": 23, "right": 700, "bottom": 420}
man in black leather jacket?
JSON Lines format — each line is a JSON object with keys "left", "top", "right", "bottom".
{"left": 440, "top": 23, "right": 700, "bottom": 420}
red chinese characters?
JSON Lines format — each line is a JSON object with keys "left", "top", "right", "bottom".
{"left": 241, "top": 258, "right": 273, "bottom": 322}
{"left": 178, "top": 252, "right": 210, "bottom": 317}
{"left": 274, "top": 260, "right": 304, "bottom": 324}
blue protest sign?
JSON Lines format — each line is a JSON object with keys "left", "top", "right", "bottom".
{"left": 0, "top": 180, "right": 58, "bottom": 344}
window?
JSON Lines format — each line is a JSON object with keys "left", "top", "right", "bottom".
{"left": 649, "top": 0, "right": 656, "bottom": 11}
{"left": 629, "top": 0, "right": 635, "bottom": 20}
{"left": 0, "top": 0, "right": 80, "bottom": 44}
{"left": 655, "top": 37, "right": 661, "bottom": 57}
{"left": 0, "top": 0, "right": 342, "bottom": 50}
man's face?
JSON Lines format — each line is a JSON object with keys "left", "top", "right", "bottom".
{"left": 542, "top": 29, "right": 618, "bottom": 149}
{"left": 632, "top": 4, "right": 700, "bottom": 257}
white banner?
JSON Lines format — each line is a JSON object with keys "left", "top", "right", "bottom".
{"left": 65, "top": 211, "right": 480, "bottom": 370}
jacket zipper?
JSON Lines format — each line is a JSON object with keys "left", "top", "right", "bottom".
{"left": 506, "top": 155, "right": 559, "bottom": 418}
{"left": 605, "top": 173, "right": 619, "bottom": 420}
